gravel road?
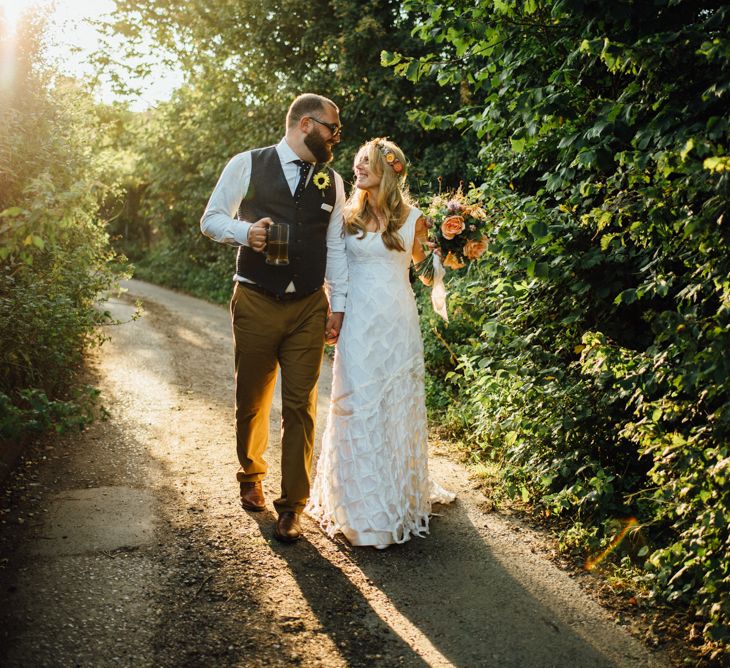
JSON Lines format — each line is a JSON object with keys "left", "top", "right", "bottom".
{"left": 0, "top": 279, "right": 672, "bottom": 667}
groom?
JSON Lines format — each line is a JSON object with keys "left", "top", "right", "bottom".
{"left": 201, "top": 93, "right": 347, "bottom": 542}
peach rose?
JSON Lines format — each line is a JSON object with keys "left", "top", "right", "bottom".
{"left": 463, "top": 237, "right": 488, "bottom": 260}
{"left": 442, "top": 251, "right": 465, "bottom": 270}
{"left": 441, "top": 215, "right": 465, "bottom": 240}
{"left": 462, "top": 204, "right": 487, "bottom": 220}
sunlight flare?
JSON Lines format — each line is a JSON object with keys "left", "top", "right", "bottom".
{"left": 584, "top": 518, "right": 639, "bottom": 572}
{"left": 0, "top": 0, "right": 51, "bottom": 34}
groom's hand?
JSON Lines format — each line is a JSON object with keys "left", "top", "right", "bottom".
{"left": 325, "top": 312, "right": 344, "bottom": 345}
{"left": 248, "top": 218, "right": 272, "bottom": 253}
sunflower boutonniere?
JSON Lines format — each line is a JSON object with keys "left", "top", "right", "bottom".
{"left": 312, "top": 169, "right": 331, "bottom": 195}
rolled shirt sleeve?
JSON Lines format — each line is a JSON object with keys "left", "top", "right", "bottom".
{"left": 200, "top": 152, "right": 253, "bottom": 247}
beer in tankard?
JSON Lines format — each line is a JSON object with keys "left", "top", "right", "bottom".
{"left": 266, "top": 222, "right": 289, "bottom": 266}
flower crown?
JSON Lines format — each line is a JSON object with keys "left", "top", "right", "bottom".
{"left": 376, "top": 142, "right": 405, "bottom": 174}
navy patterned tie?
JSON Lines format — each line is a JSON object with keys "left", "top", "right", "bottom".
{"left": 292, "top": 159, "right": 311, "bottom": 202}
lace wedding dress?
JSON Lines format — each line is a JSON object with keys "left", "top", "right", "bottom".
{"left": 306, "top": 207, "right": 455, "bottom": 548}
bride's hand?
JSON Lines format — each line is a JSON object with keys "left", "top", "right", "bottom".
{"left": 325, "top": 312, "right": 344, "bottom": 344}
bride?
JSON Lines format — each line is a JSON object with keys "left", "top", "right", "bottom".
{"left": 306, "top": 137, "right": 455, "bottom": 549}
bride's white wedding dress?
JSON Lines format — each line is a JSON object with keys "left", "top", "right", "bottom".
{"left": 306, "top": 207, "right": 455, "bottom": 548}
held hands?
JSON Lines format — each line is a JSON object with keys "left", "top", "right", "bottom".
{"left": 247, "top": 217, "right": 272, "bottom": 253}
{"left": 325, "top": 312, "right": 344, "bottom": 345}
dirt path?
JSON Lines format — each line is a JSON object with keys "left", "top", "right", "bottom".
{"left": 0, "top": 279, "right": 672, "bottom": 667}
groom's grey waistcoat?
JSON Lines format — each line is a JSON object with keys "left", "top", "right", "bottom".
{"left": 236, "top": 146, "right": 336, "bottom": 298}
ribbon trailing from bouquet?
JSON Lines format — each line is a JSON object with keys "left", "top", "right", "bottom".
{"left": 430, "top": 253, "right": 448, "bottom": 321}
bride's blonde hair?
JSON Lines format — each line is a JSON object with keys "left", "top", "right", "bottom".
{"left": 344, "top": 138, "right": 411, "bottom": 252}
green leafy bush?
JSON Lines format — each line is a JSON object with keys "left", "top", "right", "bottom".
{"left": 132, "top": 236, "right": 234, "bottom": 305}
{"left": 401, "top": 0, "right": 729, "bottom": 647}
{"left": 0, "top": 11, "right": 120, "bottom": 440}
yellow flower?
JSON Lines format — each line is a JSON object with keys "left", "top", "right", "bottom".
{"left": 313, "top": 171, "right": 331, "bottom": 190}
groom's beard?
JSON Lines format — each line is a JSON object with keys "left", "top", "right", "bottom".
{"left": 304, "top": 129, "right": 333, "bottom": 163}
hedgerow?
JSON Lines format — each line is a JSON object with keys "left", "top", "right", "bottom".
{"left": 397, "top": 0, "right": 729, "bottom": 648}
{"left": 0, "top": 12, "right": 120, "bottom": 441}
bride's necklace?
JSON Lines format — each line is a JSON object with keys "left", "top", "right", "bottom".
{"left": 369, "top": 209, "right": 387, "bottom": 232}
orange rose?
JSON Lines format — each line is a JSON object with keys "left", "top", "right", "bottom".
{"left": 462, "top": 204, "right": 487, "bottom": 220}
{"left": 442, "top": 251, "right": 465, "bottom": 270}
{"left": 463, "top": 237, "right": 488, "bottom": 260}
{"left": 441, "top": 215, "right": 465, "bottom": 240}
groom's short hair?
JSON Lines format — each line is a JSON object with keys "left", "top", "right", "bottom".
{"left": 286, "top": 94, "right": 338, "bottom": 128}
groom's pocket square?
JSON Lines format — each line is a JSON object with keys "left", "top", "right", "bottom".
{"left": 321, "top": 203, "right": 333, "bottom": 212}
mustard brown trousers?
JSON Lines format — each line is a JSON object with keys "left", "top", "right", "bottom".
{"left": 230, "top": 282, "right": 329, "bottom": 514}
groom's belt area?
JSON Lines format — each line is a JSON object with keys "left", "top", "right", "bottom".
{"left": 239, "top": 281, "right": 320, "bottom": 302}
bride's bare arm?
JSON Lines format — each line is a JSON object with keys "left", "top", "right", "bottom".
{"left": 412, "top": 215, "right": 432, "bottom": 285}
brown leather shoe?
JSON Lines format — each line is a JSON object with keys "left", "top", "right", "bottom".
{"left": 274, "top": 511, "right": 302, "bottom": 542}
{"left": 239, "top": 481, "right": 265, "bottom": 511}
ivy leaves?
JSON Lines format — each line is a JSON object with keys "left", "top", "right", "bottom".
{"left": 396, "top": 0, "right": 729, "bottom": 646}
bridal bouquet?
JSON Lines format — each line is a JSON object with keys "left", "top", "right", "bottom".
{"left": 417, "top": 187, "right": 489, "bottom": 320}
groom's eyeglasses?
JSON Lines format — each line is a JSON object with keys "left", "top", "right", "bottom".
{"left": 307, "top": 116, "right": 343, "bottom": 137}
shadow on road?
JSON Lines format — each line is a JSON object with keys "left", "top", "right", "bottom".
{"left": 249, "top": 511, "right": 431, "bottom": 667}
{"left": 268, "top": 500, "right": 637, "bottom": 668}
